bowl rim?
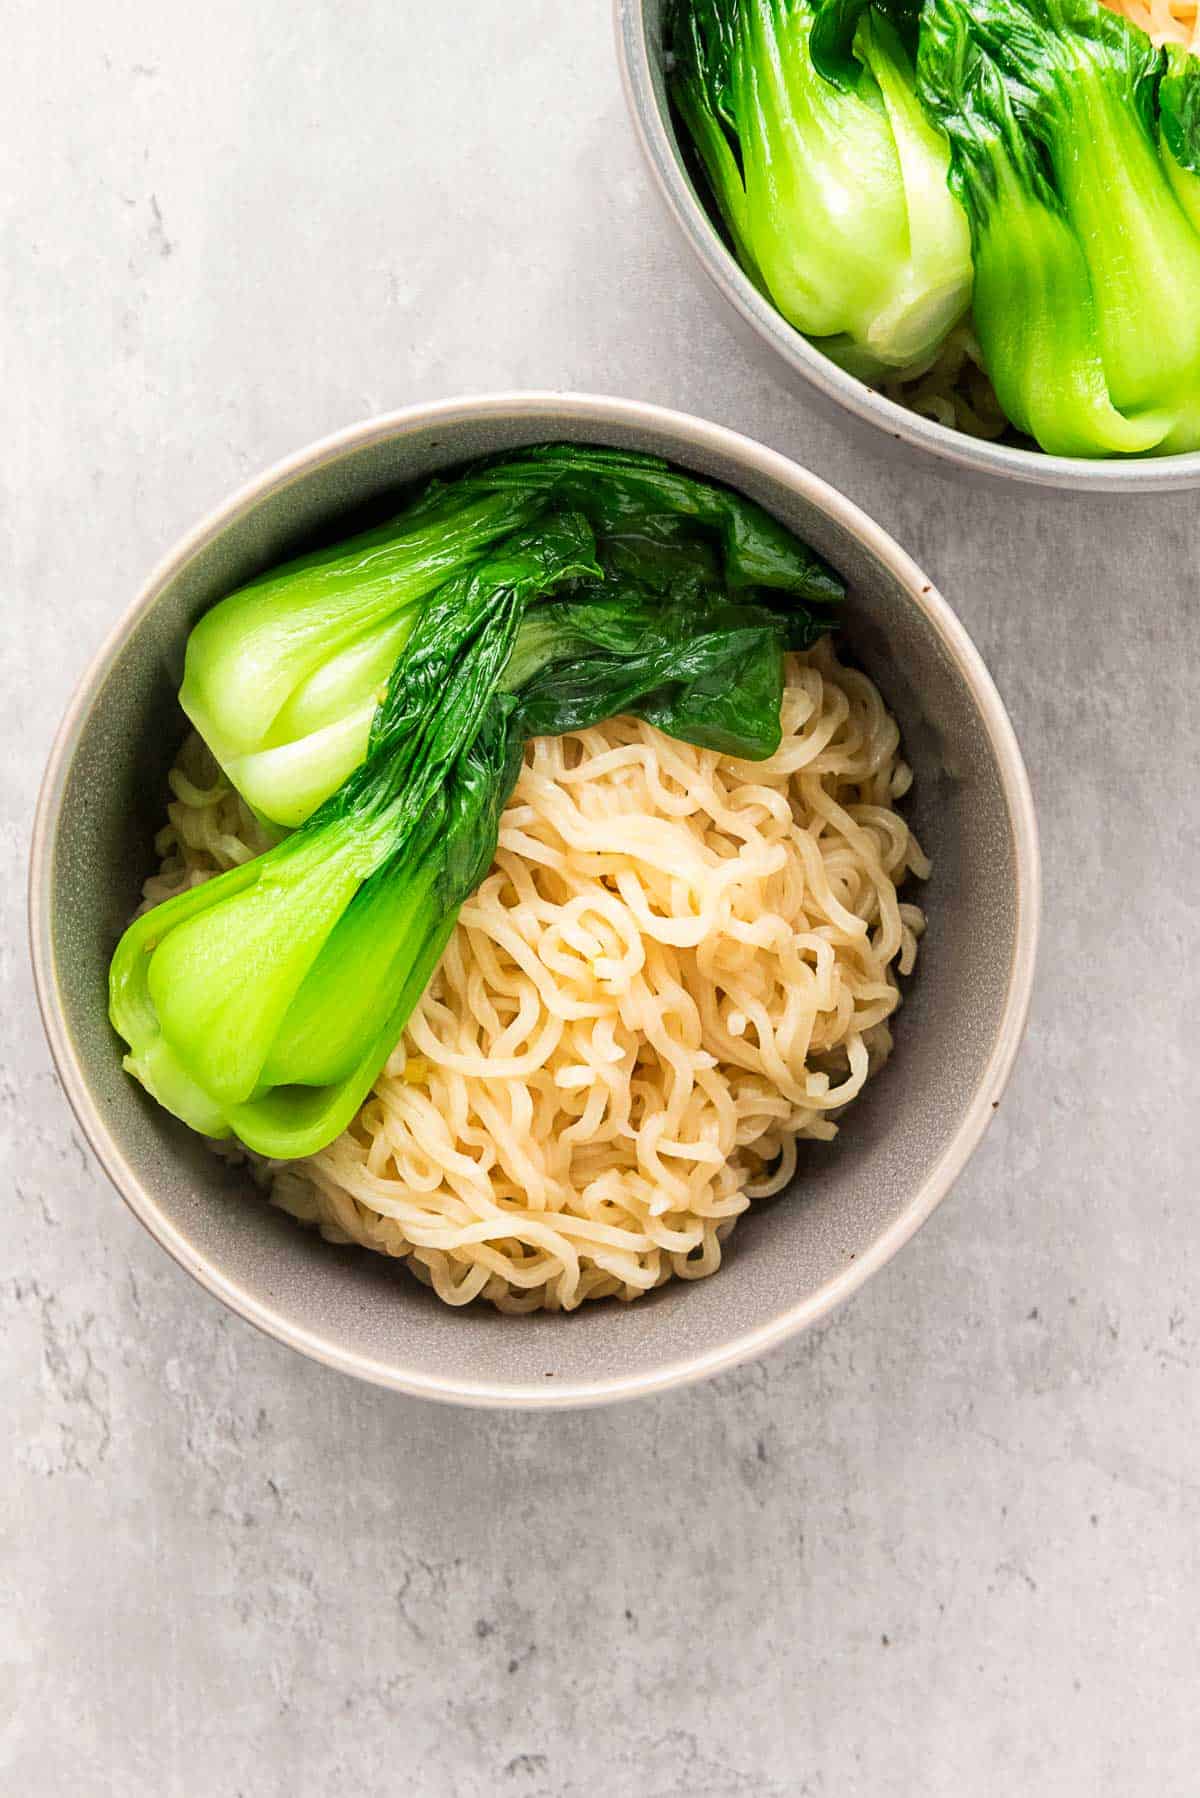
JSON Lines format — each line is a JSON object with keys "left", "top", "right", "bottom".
{"left": 29, "top": 390, "right": 1041, "bottom": 1408}
{"left": 613, "top": 0, "right": 1200, "bottom": 494}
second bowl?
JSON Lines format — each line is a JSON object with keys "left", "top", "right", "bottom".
{"left": 615, "top": 0, "right": 1200, "bottom": 494}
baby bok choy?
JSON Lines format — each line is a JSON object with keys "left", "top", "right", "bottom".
{"left": 179, "top": 482, "right": 546, "bottom": 829}
{"left": 670, "top": 0, "right": 972, "bottom": 378}
{"left": 180, "top": 444, "right": 843, "bottom": 829}
{"left": 111, "top": 472, "right": 844, "bottom": 1161}
{"left": 918, "top": 0, "right": 1200, "bottom": 455}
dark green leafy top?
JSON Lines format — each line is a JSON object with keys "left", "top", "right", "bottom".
{"left": 917, "top": 0, "right": 1062, "bottom": 221}
{"left": 809, "top": 0, "right": 921, "bottom": 90}
{"left": 1162, "top": 42, "right": 1200, "bottom": 177}
{"left": 458, "top": 443, "right": 844, "bottom": 609}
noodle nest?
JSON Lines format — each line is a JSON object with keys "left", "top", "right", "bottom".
{"left": 144, "top": 642, "right": 928, "bottom": 1313}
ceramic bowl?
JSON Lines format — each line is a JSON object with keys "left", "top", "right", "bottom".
{"left": 30, "top": 393, "right": 1040, "bottom": 1406}
{"left": 614, "top": 0, "right": 1200, "bottom": 493}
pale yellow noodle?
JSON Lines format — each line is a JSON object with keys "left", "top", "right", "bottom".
{"left": 145, "top": 644, "right": 928, "bottom": 1314}
{"left": 884, "top": 323, "right": 1010, "bottom": 444}
{"left": 139, "top": 733, "right": 273, "bottom": 906}
{"left": 1101, "top": 0, "right": 1198, "bottom": 49}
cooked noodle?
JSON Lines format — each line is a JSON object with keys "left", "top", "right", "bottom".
{"left": 144, "top": 643, "right": 928, "bottom": 1312}
{"left": 884, "top": 322, "right": 1010, "bottom": 442}
{"left": 1101, "top": 0, "right": 1199, "bottom": 49}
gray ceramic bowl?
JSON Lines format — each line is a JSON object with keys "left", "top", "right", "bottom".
{"left": 30, "top": 393, "right": 1039, "bottom": 1407}
{"left": 615, "top": 0, "right": 1200, "bottom": 494}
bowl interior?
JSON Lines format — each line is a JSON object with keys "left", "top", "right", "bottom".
{"left": 39, "top": 404, "right": 1030, "bottom": 1402}
{"left": 622, "top": 0, "right": 1200, "bottom": 493}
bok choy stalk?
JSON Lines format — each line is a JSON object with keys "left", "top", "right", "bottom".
{"left": 111, "top": 491, "right": 841, "bottom": 1160}
{"left": 181, "top": 444, "right": 843, "bottom": 829}
{"left": 918, "top": 0, "right": 1200, "bottom": 455}
{"left": 179, "top": 483, "right": 546, "bottom": 829}
{"left": 670, "top": 0, "right": 972, "bottom": 378}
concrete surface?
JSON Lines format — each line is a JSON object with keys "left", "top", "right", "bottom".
{"left": 4, "top": 3, "right": 1199, "bottom": 1793}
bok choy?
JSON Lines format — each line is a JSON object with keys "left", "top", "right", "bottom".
{"left": 670, "top": 0, "right": 972, "bottom": 377}
{"left": 111, "top": 452, "right": 844, "bottom": 1160}
{"left": 919, "top": 0, "right": 1200, "bottom": 454}
{"left": 182, "top": 444, "right": 842, "bottom": 829}
{"left": 1161, "top": 44, "right": 1200, "bottom": 234}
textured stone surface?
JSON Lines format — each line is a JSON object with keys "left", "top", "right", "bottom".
{"left": 4, "top": 3, "right": 1199, "bottom": 1793}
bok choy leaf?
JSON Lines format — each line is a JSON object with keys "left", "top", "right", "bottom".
{"left": 181, "top": 444, "right": 842, "bottom": 828}
{"left": 1161, "top": 44, "right": 1200, "bottom": 233}
{"left": 180, "top": 484, "right": 544, "bottom": 829}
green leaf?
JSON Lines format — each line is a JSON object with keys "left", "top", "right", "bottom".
{"left": 671, "top": 0, "right": 769, "bottom": 284}
{"left": 510, "top": 588, "right": 787, "bottom": 758}
{"left": 458, "top": 443, "right": 845, "bottom": 604}
{"left": 1161, "top": 45, "right": 1200, "bottom": 234}
{"left": 809, "top": 0, "right": 920, "bottom": 91}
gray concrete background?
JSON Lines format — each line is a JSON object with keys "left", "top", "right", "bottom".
{"left": 4, "top": 3, "right": 1198, "bottom": 1793}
